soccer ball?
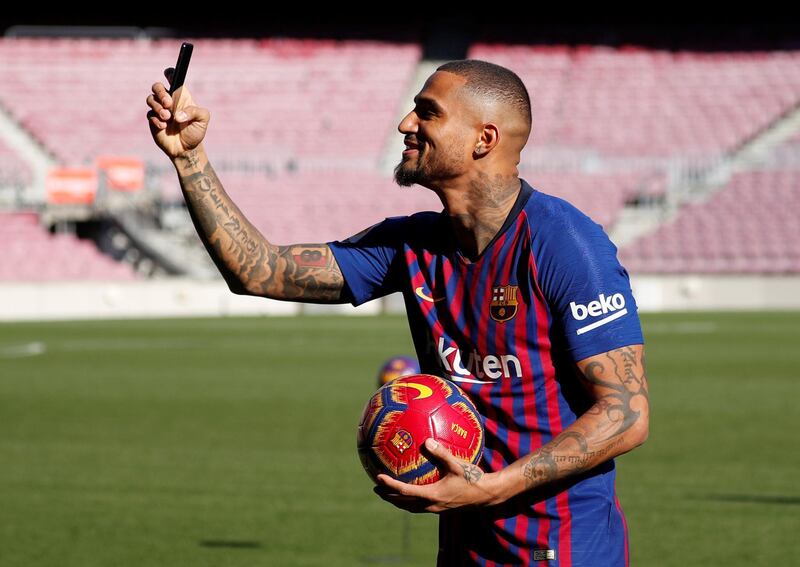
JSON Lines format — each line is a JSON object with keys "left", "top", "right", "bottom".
{"left": 376, "top": 355, "right": 420, "bottom": 387}
{"left": 357, "top": 374, "right": 484, "bottom": 485}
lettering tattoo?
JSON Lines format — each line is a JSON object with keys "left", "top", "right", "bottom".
{"left": 176, "top": 156, "right": 344, "bottom": 301}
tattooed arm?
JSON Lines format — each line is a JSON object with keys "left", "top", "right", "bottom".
{"left": 173, "top": 146, "right": 345, "bottom": 302}
{"left": 375, "top": 344, "right": 649, "bottom": 512}
{"left": 497, "top": 344, "right": 650, "bottom": 500}
{"left": 146, "top": 68, "right": 346, "bottom": 303}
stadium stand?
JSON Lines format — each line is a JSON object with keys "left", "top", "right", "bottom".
{"left": 0, "top": 37, "right": 420, "bottom": 167}
{"left": 0, "top": 211, "right": 137, "bottom": 280}
{"left": 470, "top": 44, "right": 800, "bottom": 160}
{"left": 0, "top": 36, "right": 799, "bottom": 278}
{"left": 619, "top": 169, "right": 800, "bottom": 273}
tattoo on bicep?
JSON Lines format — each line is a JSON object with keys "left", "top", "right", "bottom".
{"left": 581, "top": 347, "right": 649, "bottom": 439}
{"left": 275, "top": 245, "right": 343, "bottom": 300}
{"left": 460, "top": 463, "right": 484, "bottom": 485}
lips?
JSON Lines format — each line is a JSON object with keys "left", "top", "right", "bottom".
{"left": 403, "top": 139, "right": 420, "bottom": 157}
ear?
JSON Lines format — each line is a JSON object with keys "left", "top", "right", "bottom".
{"left": 474, "top": 123, "right": 499, "bottom": 157}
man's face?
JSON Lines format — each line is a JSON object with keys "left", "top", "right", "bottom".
{"left": 394, "top": 71, "right": 476, "bottom": 188}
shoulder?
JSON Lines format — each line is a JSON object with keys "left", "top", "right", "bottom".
{"left": 522, "top": 186, "right": 617, "bottom": 253}
{"left": 334, "top": 210, "right": 442, "bottom": 248}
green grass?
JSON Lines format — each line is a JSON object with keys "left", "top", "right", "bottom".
{"left": 0, "top": 312, "right": 798, "bottom": 566}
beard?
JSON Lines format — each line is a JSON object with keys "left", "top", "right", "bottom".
{"left": 393, "top": 141, "right": 463, "bottom": 188}
{"left": 393, "top": 151, "right": 428, "bottom": 187}
{"left": 393, "top": 159, "right": 423, "bottom": 187}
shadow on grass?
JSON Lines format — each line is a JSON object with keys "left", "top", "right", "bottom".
{"left": 699, "top": 494, "right": 800, "bottom": 505}
{"left": 199, "top": 540, "right": 262, "bottom": 549}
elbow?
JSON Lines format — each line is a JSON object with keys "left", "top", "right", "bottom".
{"left": 225, "top": 277, "right": 252, "bottom": 296}
{"left": 630, "top": 412, "right": 649, "bottom": 449}
{"left": 228, "top": 283, "right": 250, "bottom": 296}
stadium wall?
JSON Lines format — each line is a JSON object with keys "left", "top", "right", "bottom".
{"left": 0, "top": 275, "right": 799, "bottom": 321}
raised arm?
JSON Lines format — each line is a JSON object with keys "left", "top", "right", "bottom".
{"left": 146, "top": 68, "right": 346, "bottom": 303}
{"left": 375, "top": 344, "right": 650, "bottom": 512}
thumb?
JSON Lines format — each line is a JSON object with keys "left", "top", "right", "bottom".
{"left": 423, "top": 438, "right": 460, "bottom": 472}
{"left": 174, "top": 105, "right": 209, "bottom": 124}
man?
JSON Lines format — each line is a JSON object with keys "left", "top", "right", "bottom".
{"left": 147, "top": 58, "right": 649, "bottom": 566}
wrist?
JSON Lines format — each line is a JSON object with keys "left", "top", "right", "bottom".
{"left": 482, "top": 469, "right": 513, "bottom": 506}
{"left": 172, "top": 144, "right": 207, "bottom": 173}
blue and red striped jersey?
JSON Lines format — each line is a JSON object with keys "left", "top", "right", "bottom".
{"left": 329, "top": 179, "right": 643, "bottom": 566}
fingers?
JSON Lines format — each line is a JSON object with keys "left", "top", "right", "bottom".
{"left": 373, "top": 484, "right": 435, "bottom": 514}
{"left": 377, "top": 473, "right": 426, "bottom": 496}
{"left": 147, "top": 109, "right": 167, "bottom": 130}
{"left": 146, "top": 92, "right": 172, "bottom": 121}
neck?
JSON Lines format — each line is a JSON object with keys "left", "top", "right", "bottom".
{"left": 435, "top": 171, "right": 521, "bottom": 262}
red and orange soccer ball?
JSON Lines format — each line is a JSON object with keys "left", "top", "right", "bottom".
{"left": 357, "top": 374, "right": 485, "bottom": 486}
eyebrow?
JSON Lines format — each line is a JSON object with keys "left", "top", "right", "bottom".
{"left": 413, "top": 95, "right": 445, "bottom": 114}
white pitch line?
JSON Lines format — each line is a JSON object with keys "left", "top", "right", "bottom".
{"left": 0, "top": 341, "right": 46, "bottom": 358}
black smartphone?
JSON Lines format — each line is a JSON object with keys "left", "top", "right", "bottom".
{"left": 168, "top": 42, "right": 193, "bottom": 98}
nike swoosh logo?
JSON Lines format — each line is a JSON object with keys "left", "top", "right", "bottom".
{"left": 389, "top": 381, "right": 433, "bottom": 400}
{"left": 415, "top": 286, "right": 446, "bottom": 303}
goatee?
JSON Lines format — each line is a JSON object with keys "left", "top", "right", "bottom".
{"left": 393, "top": 160, "right": 420, "bottom": 187}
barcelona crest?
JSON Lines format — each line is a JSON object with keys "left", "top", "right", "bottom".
{"left": 490, "top": 284, "right": 519, "bottom": 323}
{"left": 390, "top": 430, "right": 413, "bottom": 454}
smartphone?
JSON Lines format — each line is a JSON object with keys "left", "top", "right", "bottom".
{"left": 168, "top": 42, "right": 193, "bottom": 101}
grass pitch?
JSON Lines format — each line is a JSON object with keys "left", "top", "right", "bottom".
{"left": 0, "top": 312, "right": 798, "bottom": 566}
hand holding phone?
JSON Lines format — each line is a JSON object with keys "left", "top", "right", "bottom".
{"left": 147, "top": 41, "right": 209, "bottom": 159}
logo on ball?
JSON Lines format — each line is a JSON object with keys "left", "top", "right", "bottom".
{"left": 390, "top": 430, "right": 413, "bottom": 454}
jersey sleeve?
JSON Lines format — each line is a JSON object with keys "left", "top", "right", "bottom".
{"left": 534, "top": 200, "right": 644, "bottom": 362}
{"left": 327, "top": 216, "right": 409, "bottom": 306}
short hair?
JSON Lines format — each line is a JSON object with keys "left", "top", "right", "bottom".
{"left": 436, "top": 59, "right": 531, "bottom": 128}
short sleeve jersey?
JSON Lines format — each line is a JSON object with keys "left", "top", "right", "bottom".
{"left": 329, "top": 179, "right": 643, "bottom": 566}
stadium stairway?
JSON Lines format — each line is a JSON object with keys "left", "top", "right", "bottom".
{"left": 113, "top": 209, "right": 219, "bottom": 279}
{"left": 0, "top": 101, "right": 54, "bottom": 203}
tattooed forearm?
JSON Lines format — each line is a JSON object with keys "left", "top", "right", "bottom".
{"left": 174, "top": 148, "right": 344, "bottom": 302}
{"left": 522, "top": 431, "right": 584, "bottom": 489}
{"left": 522, "top": 445, "right": 558, "bottom": 489}
{"left": 521, "top": 432, "right": 627, "bottom": 490}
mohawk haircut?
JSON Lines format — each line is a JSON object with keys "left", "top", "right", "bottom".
{"left": 437, "top": 59, "right": 532, "bottom": 128}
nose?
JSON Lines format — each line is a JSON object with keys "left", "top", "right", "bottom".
{"left": 398, "top": 109, "right": 417, "bottom": 134}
